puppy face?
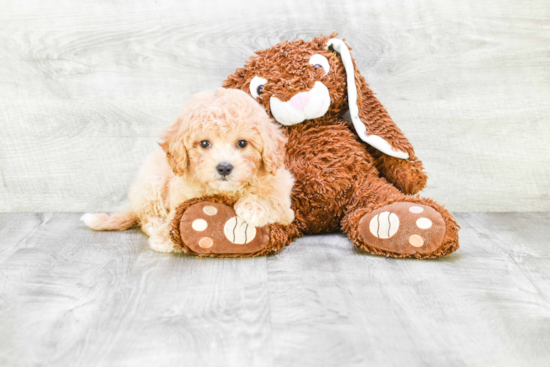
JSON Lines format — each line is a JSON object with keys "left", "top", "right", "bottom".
{"left": 187, "top": 124, "right": 263, "bottom": 191}
{"left": 160, "top": 89, "right": 286, "bottom": 193}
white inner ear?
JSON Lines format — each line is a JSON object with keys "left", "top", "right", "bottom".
{"left": 326, "top": 39, "right": 409, "bottom": 160}
{"left": 249, "top": 76, "right": 267, "bottom": 99}
{"left": 309, "top": 54, "right": 330, "bottom": 76}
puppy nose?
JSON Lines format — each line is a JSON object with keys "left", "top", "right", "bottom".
{"left": 216, "top": 162, "right": 233, "bottom": 177}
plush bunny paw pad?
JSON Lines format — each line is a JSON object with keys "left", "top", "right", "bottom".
{"left": 358, "top": 202, "right": 446, "bottom": 255}
{"left": 179, "top": 201, "right": 269, "bottom": 255}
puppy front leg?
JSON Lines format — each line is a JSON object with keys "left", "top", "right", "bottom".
{"left": 145, "top": 212, "right": 181, "bottom": 253}
{"left": 278, "top": 205, "right": 295, "bottom": 226}
{"left": 235, "top": 195, "right": 271, "bottom": 227}
{"left": 235, "top": 194, "right": 294, "bottom": 227}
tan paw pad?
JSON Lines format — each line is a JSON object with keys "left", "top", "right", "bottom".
{"left": 192, "top": 219, "right": 208, "bottom": 231}
{"left": 408, "top": 234, "right": 424, "bottom": 247}
{"left": 199, "top": 237, "right": 214, "bottom": 248}
{"left": 224, "top": 217, "right": 257, "bottom": 245}
{"left": 369, "top": 211, "right": 399, "bottom": 239}
{"left": 203, "top": 206, "right": 218, "bottom": 216}
{"left": 416, "top": 218, "right": 432, "bottom": 229}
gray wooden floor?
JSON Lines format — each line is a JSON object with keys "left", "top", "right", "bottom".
{"left": 0, "top": 213, "right": 549, "bottom": 367}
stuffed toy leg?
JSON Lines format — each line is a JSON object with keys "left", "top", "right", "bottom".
{"left": 169, "top": 195, "right": 300, "bottom": 257}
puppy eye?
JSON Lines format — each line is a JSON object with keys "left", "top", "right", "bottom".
{"left": 250, "top": 76, "right": 267, "bottom": 99}
{"left": 200, "top": 140, "right": 211, "bottom": 149}
{"left": 237, "top": 140, "right": 248, "bottom": 148}
{"left": 309, "top": 54, "right": 330, "bottom": 76}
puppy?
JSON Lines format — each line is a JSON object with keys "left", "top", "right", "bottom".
{"left": 82, "top": 88, "right": 295, "bottom": 252}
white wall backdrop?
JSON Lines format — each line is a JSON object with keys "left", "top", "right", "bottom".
{"left": 1, "top": 0, "right": 549, "bottom": 212}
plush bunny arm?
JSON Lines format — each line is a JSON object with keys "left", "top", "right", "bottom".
{"left": 365, "top": 145, "right": 427, "bottom": 195}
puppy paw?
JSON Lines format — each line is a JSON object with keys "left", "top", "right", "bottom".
{"left": 149, "top": 235, "right": 180, "bottom": 253}
{"left": 148, "top": 223, "right": 181, "bottom": 253}
{"left": 234, "top": 198, "right": 271, "bottom": 228}
{"left": 279, "top": 208, "right": 295, "bottom": 226}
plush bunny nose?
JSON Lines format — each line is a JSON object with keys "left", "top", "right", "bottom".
{"left": 216, "top": 162, "right": 233, "bottom": 177}
{"left": 289, "top": 92, "right": 310, "bottom": 111}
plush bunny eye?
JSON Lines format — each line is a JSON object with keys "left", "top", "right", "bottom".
{"left": 309, "top": 54, "right": 330, "bottom": 76}
{"left": 250, "top": 76, "right": 267, "bottom": 98}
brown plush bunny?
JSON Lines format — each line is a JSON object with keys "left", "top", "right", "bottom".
{"left": 170, "top": 33, "right": 459, "bottom": 258}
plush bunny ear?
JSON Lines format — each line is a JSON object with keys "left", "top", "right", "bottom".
{"left": 327, "top": 39, "right": 413, "bottom": 160}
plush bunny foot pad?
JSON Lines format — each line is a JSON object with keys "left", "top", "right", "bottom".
{"left": 359, "top": 202, "right": 446, "bottom": 256}
{"left": 174, "top": 201, "right": 269, "bottom": 255}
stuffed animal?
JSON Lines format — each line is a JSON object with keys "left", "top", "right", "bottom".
{"left": 169, "top": 33, "right": 459, "bottom": 258}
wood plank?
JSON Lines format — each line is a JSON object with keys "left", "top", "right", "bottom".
{"left": 0, "top": 213, "right": 272, "bottom": 367}
{"left": 0, "top": 213, "right": 43, "bottom": 262}
{"left": 1, "top": 213, "right": 550, "bottom": 366}
{"left": 71, "top": 254, "right": 273, "bottom": 367}
{"left": 0, "top": 0, "right": 549, "bottom": 212}
{"left": 0, "top": 213, "right": 145, "bottom": 366}
{"left": 266, "top": 213, "right": 550, "bottom": 366}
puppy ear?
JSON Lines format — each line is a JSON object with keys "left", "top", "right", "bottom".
{"left": 258, "top": 117, "right": 287, "bottom": 175}
{"left": 160, "top": 90, "right": 218, "bottom": 176}
{"left": 159, "top": 119, "right": 188, "bottom": 176}
{"left": 327, "top": 38, "right": 415, "bottom": 160}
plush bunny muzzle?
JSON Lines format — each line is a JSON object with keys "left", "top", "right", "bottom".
{"left": 269, "top": 81, "right": 331, "bottom": 125}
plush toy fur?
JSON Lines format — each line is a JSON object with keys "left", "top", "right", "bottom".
{"left": 170, "top": 33, "right": 459, "bottom": 259}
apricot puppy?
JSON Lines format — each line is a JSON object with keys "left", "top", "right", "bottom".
{"left": 82, "top": 88, "right": 294, "bottom": 252}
